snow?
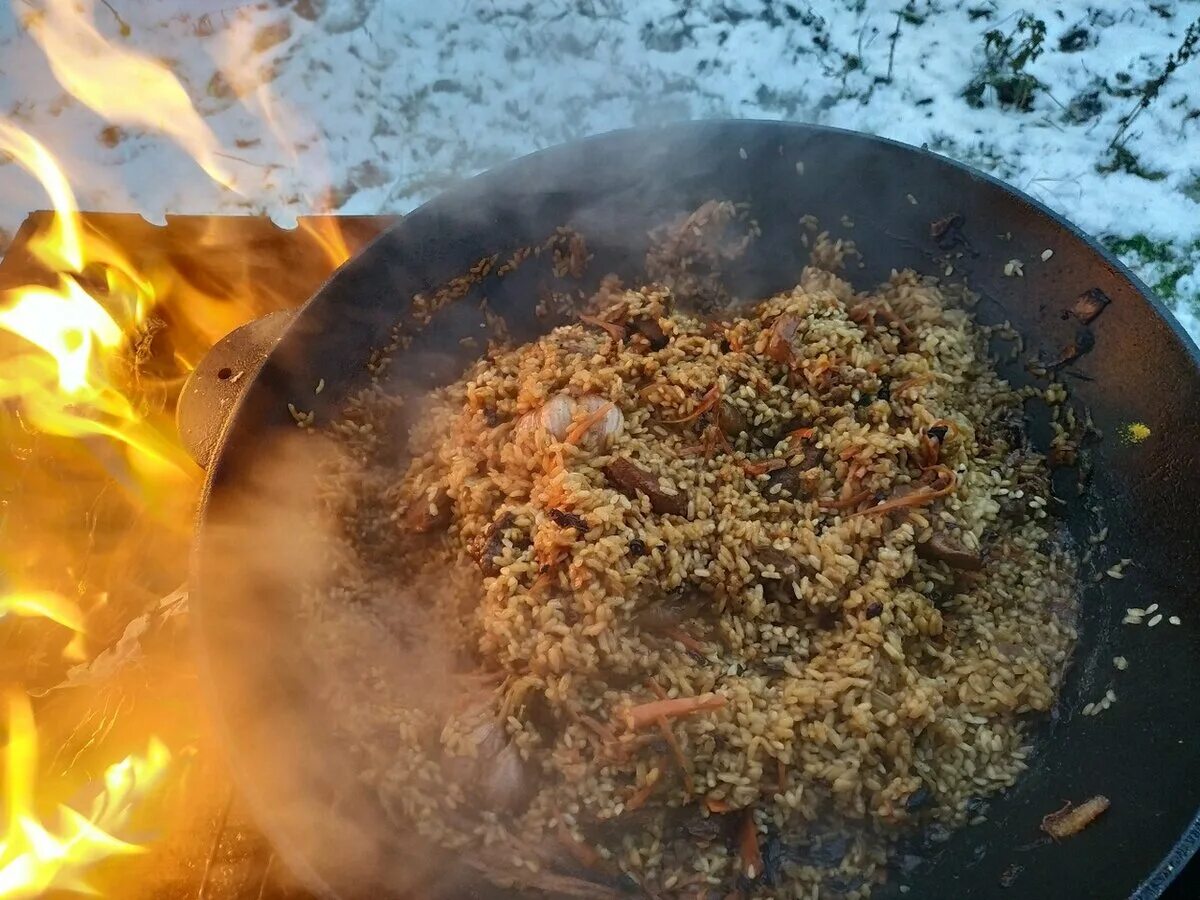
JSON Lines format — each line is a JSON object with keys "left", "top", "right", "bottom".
{"left": 1, "top": 0, "right": 1198, "bottom": 338}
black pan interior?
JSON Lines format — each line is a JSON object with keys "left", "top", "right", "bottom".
{"left": 193, "top": 120, "right": 1200, "bottom": 899}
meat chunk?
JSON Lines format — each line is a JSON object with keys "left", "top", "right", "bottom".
{"left": 917, "top": 528, "right": 983, "bottom": 571}
{"left": 404, "top": 484, "right": 451, "bottom": 533}
{"left": 628, "top": 316, "right": 669, "bottom": 350}
{"left": 764, "top": 460, "right": 818, "bottom": 499}
{"left": 717, "top": 399, "right": 750, "bottom": 437}
{"left": 477, "top": 511, "right": 517, "bottom": 575}
{"left": 603, "top": 458, "right": 688, "bottom": 517}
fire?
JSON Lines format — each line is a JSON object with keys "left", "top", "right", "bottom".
{"left": 23, "top": 0, "right": 237, "bottom": 191}
{"left": 0, "top": 3, "right": 361, "bottom": 894}
{"left": 0, "top": 122, "right": 194, "bottom": 475}
{"left": 0, "top": 693, "right": 171, "bottom": 898}
{"left": 0, "top": 593, "right": 86, "bottom": 662}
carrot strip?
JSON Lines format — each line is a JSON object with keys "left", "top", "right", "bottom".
{"left": 622, "top": 693, "right": 726, "bottom": 731}
{"left": 625, "top": 768, "right": 661, "bottom": 811}
{"left": 665, "top": 626, "right": 709, "bottom": 656}
{"left": 656, "top": 715, "right": 695, "bottom": 795}
{"left": 664, "top": 383, "right": 721, "bottom": 424}
{"left": 739, "top": 457, "right": 786, "bottom": 477}
{"left": 557, "top": 823, "right": 601, "bottom": 868}
{"left": 564, "top": 401, "right": 615, "bottom": 445}
{"left": 819, "top": 489, "right": 873, "bottom": 511}
{"left": 738, "top": 808, "right": 763, "bottom": 880}
{"left": 705, "top": 797, "right": 732, "bottom": 814}
{"left": 848, "top": 466, "right": 957, "bottom": 518}
{"left": 579, "top": 313, "right": 626, "bottom": 342}
{"left": 645, "top": 678, "right": 669, "bottom": 701}
{"left": 894, "top": 372, "right": 935, "bottom": 396}
{"left": 787, "top": 426, "right": 815, "bottom": 446}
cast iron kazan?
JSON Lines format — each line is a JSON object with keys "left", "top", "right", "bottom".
{"left": 188, "top": 121, "right": 1200, "bottom": 900}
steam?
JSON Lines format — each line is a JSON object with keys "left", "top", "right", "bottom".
{"left": 197, "top": 382, "right": 494, "bottom": 898}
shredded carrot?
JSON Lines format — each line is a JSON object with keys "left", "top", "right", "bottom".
{"left": 645, "top": 678, "right": 668, "bottom": 701}
{"left": 579, "top": 313, "right": 626, "bottom": 342}
{"left": 787, "top": 426, "right": 815, "bottom": 445}
{"left": 680, "top": 424, "right": 732, "bottom": 461}
{"left": 557, "top": 823, "right": 600, "bottom": 868}
{"left": 625, "top": 767, "right": 662, "bottom": 811}
{"left": 894, "top": 372, "right": 935, "bottom": 396}
{"left": 564, "top": 401, "right": 615, "bottom": 445}
{"left": 819, "top": 490, "right": 873, "bottom": 511}
{"left": 738, "top": 808, "right": 763, "bottom": 880}
{"left": 665, "top": 383, "right": 722, "bottom": 424}
{"left": 838, "top": 443, "right": 862, "bottom": 461}
{"left": 849, "top": 466, "right": 957, "bottom": 518}
{"left": 623, "top": 693, "right": 726, "bottom": 731}
{"left": 665, "top": 626, "right": 709, "bottom": 656}
{"left": 656, "top": 715, "right": 695, "bottom": 795}
{"left": 705, "top": 797, "right": 732, "bottom": 814}
{"left": 573, "top": 709, "right": 617, "bottom": 745}
{"left": 739, "top": 457, "right": 787, "bottom": 477}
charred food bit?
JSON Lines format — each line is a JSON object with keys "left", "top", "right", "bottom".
{"left": 603, "top": 457, "right": 688, "bottom": 517}
{"left": 548, "top": 508, "right": 589, "bottom": 533}
{"left": 1071, "top": 288, "right": 1111, "bottom": 325}
{"left": 478, "top": 511, "right": 517, "bottom": 576}
{"left": 1040, "top": 795, "right": 1110, "bottom": 839}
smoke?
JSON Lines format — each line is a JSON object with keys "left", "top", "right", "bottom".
{"left": 194, "top": 421, "right": 481, "bottom": 899}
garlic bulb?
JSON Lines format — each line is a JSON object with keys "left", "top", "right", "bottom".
{"left": 515, "top": 392, "right": 623, "bottom": 446}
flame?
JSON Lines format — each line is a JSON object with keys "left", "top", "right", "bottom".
{"left": 23, "top": 0, "right": 237, "bottom": 191}
{"left": 0, "top": 123, "right": 82, "bottom": 272}
{"left": 0, "top": 121, "right": 193, "bottom": 475}
{"left": 0, "top": 692, "right": 171, "bottom": 898}
{"left": 0, "top": 593, "right": 86, "bottom": 662}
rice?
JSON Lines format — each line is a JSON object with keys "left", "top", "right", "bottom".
{"left": 301, "top": 240, "right": 1078, "bottom": 899}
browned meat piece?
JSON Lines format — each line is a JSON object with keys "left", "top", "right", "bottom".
{"left": 477, "top": 511, "right": 517, "bottom": 575}
{"left": 628, "top": 315, "right": 669, "bottom": 350}
{"left": 757, "top": 547, "right": 807, "bottom": 603}
{"left": 717, "top": 399, "right": 750, "bottom": 437}
{"left": 917, "top": 528, "right": 983, "bottom": 571}
{"left": 404, "top": 484, "right": 451, "bottom": 533}
{"left": 764, "top": 461, "right": 818, "bottom": 499}
{"left": 604, "top": 458, "right": 688, "bottom": 517}
{"left": 766, "top": 314, "right": 801, "bottom": 364}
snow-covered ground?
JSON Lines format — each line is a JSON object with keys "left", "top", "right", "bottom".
{"left": 1, "top": 0, "right": 1198, "bottom": 337}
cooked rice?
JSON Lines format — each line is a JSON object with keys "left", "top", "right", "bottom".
{"left": 301, "top": 240, "right": 1078, "bottom": 899}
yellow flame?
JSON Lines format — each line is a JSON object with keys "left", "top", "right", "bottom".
{"left": 25, "top": 0, "right": 237, "bottom": 191}
{"left": 0, "top": 121, "right": 193, "bottom": 475}
{"left": 0, "top": 593, "right": 87, "bottom": 663}
{"left": 0, "top": 123, "right": 82, "bottom": 272}
{"left": 0, "top": 693, "right": 171, "bottom": 898}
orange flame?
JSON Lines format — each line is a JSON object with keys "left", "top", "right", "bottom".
{"left": 0, "top": 593, "right": 86, "bottom": 662}
{"left": 23, "top": 0, "right": 237, "bottom": 191}
{"left": 0, "top": 121, "right": 193, "bottom": 475}
{"left": 0, "top": 692, "right": 171, "bottom": 898}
